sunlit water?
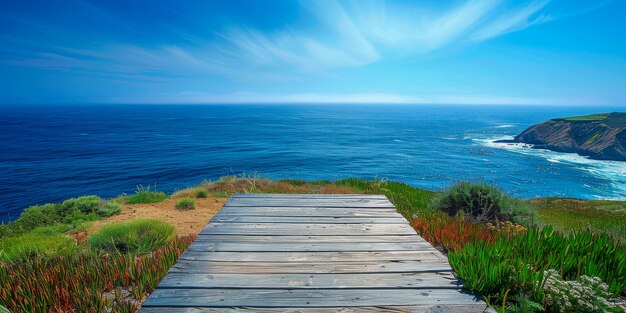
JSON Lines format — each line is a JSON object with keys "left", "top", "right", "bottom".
{"left": 1, "top": 104, "right": 624, "bottom": 221}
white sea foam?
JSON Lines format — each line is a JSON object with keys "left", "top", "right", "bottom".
{"left": 475, "top": 136, "right": 626, "bottom": 200}
{"left": 495, "top": 124, "right": 515, "bottom": 128}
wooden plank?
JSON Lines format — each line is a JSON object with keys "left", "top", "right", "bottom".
{"left": 200, "top": 223, "right": 417, "bottom": 236}
{"left": 213, "top": 207, "right": 399, "bottom": 217}
{"left": 194, "top": 235, "right": 424, "bottom": 243}
{"left": 210, "top": 215, "right": 408, "bottom": 224}
{"left": 169, "top": 260, "right": 452, "bottom": 274}
{"left": 179, "top": 251, "right": 444, "bottom": 262}
{"left": 141, "top": 289, "right": 484, "bottom": 307}
{"left": 226, "top": 198, "right": 394, "bottom": 208}
{"left": 141, "top": 304, "right": 490, "bottom": 313}
{"left": 187, "top": 242, "right": 433, "bottom": 252}
{"left": 231, "top": 194, "right": 387, "bottom": 199}
{"left": 140, "top": 194, "right": 485, "bottom": 311}
{"left": 157, "top": 272, "right": 460, "bottom": 289}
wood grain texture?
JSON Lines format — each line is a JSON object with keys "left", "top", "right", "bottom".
{"left": 178, "top": 250, "right": 444, "bottom": 262}
{"left": 231, "top": 194, "right": 388, "bottom": 199}
{"left": 157, "top": 272, "right": 460, "bottom": 289}
{"left": 140, "top": 194, "right": 485, "bottom": 312}
{"left": 187, "top": 242, "right": 434, "bottom": 252}
{"left": 200, "top": 223, "right": 417, "bottom": 236}
{"left": 193, "top": 235, "right": 424, "bottom": 243}
{"left": 210, "top": 215, "right": 408, "bottom": 224}
{"left": 168, "top": 260, "right": 453, "bottom": 274}
{"left": 210, "top": 207, "right": 399, "bottom": 217}
{"left": 141, "top": 304, "right": 490, "bottom": 313}
{"left": 226, "top": 198, "right": 395, "bottom": 208}
{"left": 142, "top": 288, "right": 483, "bottom": 307}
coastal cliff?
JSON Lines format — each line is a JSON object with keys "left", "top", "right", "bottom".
{"left": 497, "top": 112, "right": 626, "bottom": 161}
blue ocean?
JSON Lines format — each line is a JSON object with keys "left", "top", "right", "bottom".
{"left": 1, "top": 104, "right": 625, "bottom": 221}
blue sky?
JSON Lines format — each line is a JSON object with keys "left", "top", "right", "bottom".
{"left": 1, "top": 0, "right": 625, "bottom": 105}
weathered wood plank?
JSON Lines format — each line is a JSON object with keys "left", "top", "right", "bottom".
{"left": 187, "top": 242, "right": 433, "bottom": 252}
{"left": 231, "top": 194, "right": 387, "bottom": 199}
{"left": 179, "top": 251, "right": 445, "bottom": 262}
{"left": 141, "top": 304, "right": 490, "bottom": 313}
{"left": 200, "top": 223, "right": 417, "bottom": 236}
{"left": 157, "top": 273, "right": 460, "bottom": 289}
{"left": 226, "top": 198, "right": 394, "bottom": 208}
{"left": 140, "top": 194, "right": 485, "bottom": 311}
{"left": 169, "top": 260, "right": 453, "bottom": 274}
{"left": 210, "top": 215, "right": 408, "bottom": 224}
{"left": 141, "top": 289, "right": 484, "bottom": 307}
{"left": 194, "top": 235, "right": 424, "bottom": 244}
{"left": 212, "top": 207, "right": 399, "bottom": 217}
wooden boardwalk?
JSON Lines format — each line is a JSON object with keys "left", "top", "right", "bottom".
{"left": 141, "top": 194, "right": 487, "bottom": 312}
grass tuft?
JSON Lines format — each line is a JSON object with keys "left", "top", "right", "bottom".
{"left": 195, "top": 189, "right": 209, "bottom": 198}
{"left": 88, "top": 219, "right": 175, "bottom": 254}
{"left": 0, "top": 232, "right": 78, "bottom": 262}
{"left": 175, "top": 198, "right": 196, "bottom": 210}
{"left": 126, "top": 185, "right": 168, "bottom": 204}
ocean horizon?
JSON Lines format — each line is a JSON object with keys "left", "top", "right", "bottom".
{"left": 1, "top": 103, "right": 625, "bottom": 221}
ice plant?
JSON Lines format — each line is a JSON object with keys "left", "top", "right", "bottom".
{"left": 0, "top": 235, "right": 194, "bottom": 313}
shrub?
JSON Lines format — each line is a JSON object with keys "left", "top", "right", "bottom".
{"left": 429, "top": 182, "right": 511, "bottom": 222}
{"left": 97, "top": 201, "right": 122, "bottom": 217}
{"left": 60, "top": 196, "right": 102, "bottom": 215}
{"left": 0, "top": 232, "right": 78, "bottom": 262}
{"left": 126, "top": 185, "right": 168, "bottom": 204}
{"left": 175, "top": 197, "right": 196, "bottom": 210}
{"left": 62, "top": 209, "right": 100, "bottom": 227}
{"left": 195, "top": 189, "right": 209, "bottom": 198}
{"left": 541, "top": 269, "right": 622, "bottom": 313}
{"left": 9, "top": 203, "right": 62, "bottom": 233}
{"left": 88, "top": 219, "right": 175, "bottom": 254}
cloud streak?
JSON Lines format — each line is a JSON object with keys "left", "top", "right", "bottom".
{"left": 1, "top": 0, "right": 563, "bottom": 79}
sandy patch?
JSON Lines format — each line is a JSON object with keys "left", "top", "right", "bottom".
{"left": 88, "top": 197, "right": 227, "bottom": 236}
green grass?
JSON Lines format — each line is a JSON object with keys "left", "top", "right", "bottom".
{"left": 0, "top": 231, "right": 79, "bottom": 262}
{"left": 88, "top": 219, "right": 176, "bottom": 254}
{"left": 562, "top": 113, "right": 609, "bottom": 121}
{"left": 532, "top": 198, "right": 626, "bottom": 244}
{"left": 175, "top": 197, "right": 196, "bottom": 210}
{"left": 196, "top": 189, "right": 209, "bottom": 198}
{"left": 97, "top": 201, "right": 122, "bottom": 217}
{"left": 335, "top": 178, "right": 437, "bottom": 218}
{"left": 126, "top": 185, "right": 168, "bottom": 204}
{"left": 559, "top": 112, "right": 625, "bottom": 128}
{"left": 211, "top": 191, "right": 230, "bottom": 198}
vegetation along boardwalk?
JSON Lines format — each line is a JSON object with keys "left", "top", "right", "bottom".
{"left": 141, "top": 194, "right": 488, "bottom": 312}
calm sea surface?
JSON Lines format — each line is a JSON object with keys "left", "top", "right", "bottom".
{"left": 1, "top": 104, "right": 625, "bottom": 221}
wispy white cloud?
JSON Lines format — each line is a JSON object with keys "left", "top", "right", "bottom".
{"left": 2, "top": 0, "right": 562, "bottom": 79}
{"left": 354, "top": 0, "right": 553, "bottom": 52}
{"left": 468, "top": 1, "right": 551, "bottom": 42}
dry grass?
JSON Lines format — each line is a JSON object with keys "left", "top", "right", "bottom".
{"left": 172, "top": 176, "right": 361, "bottom": 198}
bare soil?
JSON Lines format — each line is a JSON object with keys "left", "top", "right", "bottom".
{"left": 88, "top": 197, "right": 227, "bottom": 236}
